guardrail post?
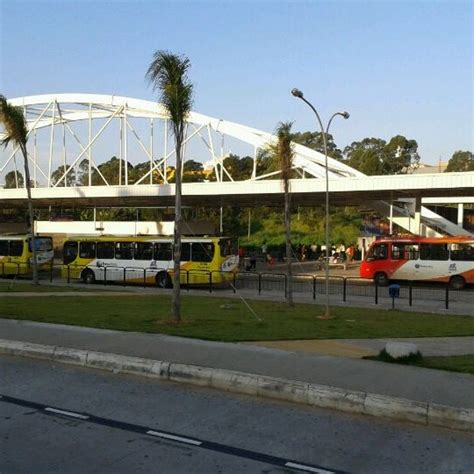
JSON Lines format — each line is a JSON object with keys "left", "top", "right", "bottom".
{"left": 445, "top": 283, "right": 449, "bottom": 310}
{"left": 67, "top": 265, "right": 70, "bottom": 284}
{"left": 233, "top": 271, "right": 236, "bottom": 294}
{"left": 375, "top": 279, "right": 379, "bottom": 305}
{"left": 143, "top": 268, "right": 147, "bottom": 288}
{"left": 313, "top": 277, "right": 316, "bottom": 300}
{"left": 409, "top": 281, "right": 413, "bottom": 307}
{"left": 123, "top": 268, "right": 127, "bottom": 287}
{"left": 284, "top": 274, "right": 288, "bottom": 298}
{"left": 258, "top": 272, "right": 262, "bottom": 295}
{"left": 343, "top": 277, "right": 347, "bottom": 302}
{"left": 209, "top": 271, "right": 212, "bottom": 293}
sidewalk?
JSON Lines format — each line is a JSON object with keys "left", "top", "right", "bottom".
{"left": 0, "top": 318, "right": 472, "bottom": 431}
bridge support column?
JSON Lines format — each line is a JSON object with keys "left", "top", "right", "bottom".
{"left": 413, "top": 196, "right": 422, "bottom": 236}
{"left": 457, "top": 204, "right": 464, "bottom": 227}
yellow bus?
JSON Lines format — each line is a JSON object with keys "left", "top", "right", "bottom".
{"left": 0, "top": 234, "right": 54, "bottom": 276}
{"left": 62, "top": 235, "right": 239, "bottom": 287}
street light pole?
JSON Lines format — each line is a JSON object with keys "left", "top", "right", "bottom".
{"left": 291, "top": 88, "right": 349, "bottom": 318}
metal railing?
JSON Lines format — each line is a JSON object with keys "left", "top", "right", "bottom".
{"left": 1, "top": 263, "right": 471, "bottom": 311}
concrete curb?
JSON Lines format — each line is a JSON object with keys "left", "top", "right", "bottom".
{"left": 0, "top": 339, "right": 472, "bottom": 432}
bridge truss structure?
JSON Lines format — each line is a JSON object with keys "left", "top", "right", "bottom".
{"left": 0, "top": 94, "right": 473, "bottom": 236}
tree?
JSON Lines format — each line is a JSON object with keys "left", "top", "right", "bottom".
{"left": 343, "top": 138, "right": 387, "bottom": 175}
{"left": 0, "top": 95, "right": 38, "bottom": 284}
{"left": 343, "top": 135, "right": 420, "bottom": 175}
{"left": 293, "top": 130, "right": 343, "bottom": 160}
{"left": 147, "top": 50, "right": 193, "bottom": 323}
{"left": 445, "top": 150, "right": 474, "bottom": 172}
{"left": 383, "top": 135, "right": 420, "bottom": 174}
{"left": 4, "top": 170, "right": 24, "bottom": 188}
{"left": 51, "top": 165, "right": 76, "bottom": 187}
{"left": 275, "top": 122, "right": 295, "bottom": 306}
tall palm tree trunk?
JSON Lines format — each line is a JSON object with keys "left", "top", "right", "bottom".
{"left": 284, "top": 179, "right": 293, "bottom": 306}
{"left": 172, "top": 138, "right": 182, "bottom": 321}
{"left": 20, "top": 143, "right": 38, "bottom": 285}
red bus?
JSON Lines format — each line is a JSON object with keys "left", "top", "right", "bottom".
{"left": 360, "top": 236, "right": 474, "bottom": 289}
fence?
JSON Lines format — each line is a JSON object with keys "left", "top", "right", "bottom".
{"left": 1, "top": 263, "right": 471, "bottom": 311}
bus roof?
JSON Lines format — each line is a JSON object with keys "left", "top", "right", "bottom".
{"left": 373, "top": 236, "right": 474, "bottom": 245}
{"left": 63, "top": 235, "right": 229, "bottom": 242}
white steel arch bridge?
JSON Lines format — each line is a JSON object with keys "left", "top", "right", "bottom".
{"left": 1, "top": 94, "right": 473, "bottom": 236}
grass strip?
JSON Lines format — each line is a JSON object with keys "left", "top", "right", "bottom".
{"left": 0, "top": 294, "right": 472, "bottom": 342}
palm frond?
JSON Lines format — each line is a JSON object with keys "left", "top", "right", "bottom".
{"left": 146, "top": 51, "right": 193, "bottom": 139}
{"left": 0, "top": 94, "right": 28, "bottom": 149}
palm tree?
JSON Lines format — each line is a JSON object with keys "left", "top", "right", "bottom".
{"left": 276, "top": 122, "right": 295, "bottom": 306}
{"left": 146, "top": 51, "right": 193, "bottom": 322}
{"left": 0, "top": 95, "right": 38, "bottom": 284}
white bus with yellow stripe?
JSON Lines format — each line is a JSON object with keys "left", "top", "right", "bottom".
{"left": 62, "top": 235, "right": 239, "bottom": 287}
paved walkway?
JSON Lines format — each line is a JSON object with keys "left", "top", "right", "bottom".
{"left": 0, "top": 318, "right": 472, "bottom": 411}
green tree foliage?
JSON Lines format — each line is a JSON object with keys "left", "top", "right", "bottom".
{"left": 51, "top": 165, "right": 76, "bottom": 186}
{"left": 343, "top": 135, "right": 420, "bottom": 175}
{"left": 445, "top": 150, "right": 474, "bottom": 172}
{"left": 4, "top": 170, "right": 24, "bottom": 188}
{"left": 292, "top": 130, "right": 343, "bottom": 160}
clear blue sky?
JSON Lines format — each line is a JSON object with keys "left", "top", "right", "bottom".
{"left": 0, "top": 0, "right": 472, "bottom": 164}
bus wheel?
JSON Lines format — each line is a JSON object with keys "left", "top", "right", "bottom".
{"left": 156, "top": 271, "right": 172, "bottom": 289}
{"left": 449, "top": 275, "right": 466, "bottom": 290}
{"left": 81, "top": 269, "right": 95, "bottom": 284}
{"left": 374, "top": 272, "right": 389, "bottom": 287}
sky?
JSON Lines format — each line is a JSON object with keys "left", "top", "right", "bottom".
{"left": 0, "top": 0, "right": 472, "bottom": 165}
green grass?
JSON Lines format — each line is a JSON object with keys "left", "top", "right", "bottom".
{"left": 0, "top": 281, "right": 96, "bottom": 293}
{"left": 0, "top": 294, "right": 472, "bottom": 342}
{"left": 415, "top": 355, "right": 474, "bottom": 374}
{"left": 365, "top": 352, "right": 474, "bottom": 374}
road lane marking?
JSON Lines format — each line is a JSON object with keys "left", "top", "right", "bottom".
{"left": 45, "top": 407, "right": 90, "bottom": 420}
{"left": 286, "top": 461, "right": 335, "bottom": 473}
{"left": 1, "top": 393, "right": 347, "bottom": 473}
{"left": 147, "top": 430, "right": 202, "bottom": 445}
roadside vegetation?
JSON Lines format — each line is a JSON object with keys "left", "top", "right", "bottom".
{"left": 0, "top": 294, "right": 472, "bottom": 341}
{"left": 365, "top": 350, "right": 474, "bottom": 375}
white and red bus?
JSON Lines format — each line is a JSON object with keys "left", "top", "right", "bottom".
{"left": 360, "top": 236, "right": 474, "bottom": 289}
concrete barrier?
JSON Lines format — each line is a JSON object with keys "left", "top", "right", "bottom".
{"left": 0, "top": 339, "right": 472, "bottom": 432}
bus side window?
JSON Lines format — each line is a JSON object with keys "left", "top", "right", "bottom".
{"left": 135, "top": 242, "right": 153, "bottom": 260}
{"left": 368, "top": 243, "right": 387, "bottom": 261}
{"left": 191, "top": 242, "right": 213, "bottom": 262}
{"left": 9, "top": 240, "right": 24, "bottom": 257}
{"left": 80, "top": 242, "right": 96, "bottom": 259}
{"left": 181, "top": 243, "right": 191, "bottom": 261}
{"left": 115, "top": 242, "right": 134, "bottom": 260}
{"left": 63, "top": 241, "right": 78, "bottom": 265}
{"left": 450, "top": 243, "right": 474, "bottom": 262}
{"left": 420, "top": 244, "right": 449, "bottom": 261}
{"left": 0, "top": 241, "right": 8, "bottom": 256}
{"left": 97, "top": 241, "right": 114, "bottom": 259}
{"left": 154, "top": 243, "right": 172, "bottom": 261}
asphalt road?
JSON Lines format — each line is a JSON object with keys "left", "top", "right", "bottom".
{"left": 1, "top": 356, "right": 473, "bottom": 473}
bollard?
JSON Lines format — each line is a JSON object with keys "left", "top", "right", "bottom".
{"left": 375, "top": 279, "right": 379, "bottom": 305}
{"left": 143, "top": 269, "right": 147, "bottom": 288}
{"left": 343, "top": 278, "right": 347, "bottom": 302}
{"left": 209, "top": 271, "right": 212, "bottom": 293}
{"left": 445, "top": 283, "right": 449, "bottom": 310}
{"left": 313, "top": 277, "right": 316, "bottom": 300}
{"left": 388, "top": 284, "right": 400, "bottom": 310}
{"left": 258, "top": 273, "right": 262, "bottom": 295}
{"left": 409, "top": 281, "right": 413, "bottom": 307}
{"left": 232, "top": 271, "right": 236, "bottom": 294}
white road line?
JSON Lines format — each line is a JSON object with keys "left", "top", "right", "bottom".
{"left": 146, "top": 430, "right": 202, "bottom": 446}
{"left": 285, "top": 461, "right": 335, "bottom": 474}
{"left": 44, "top": 407, "right": 89, "bottom": 420}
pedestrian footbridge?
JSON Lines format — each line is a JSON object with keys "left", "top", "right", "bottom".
{"left": 1, "top": 94, "right": 473, "bottom": 236}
